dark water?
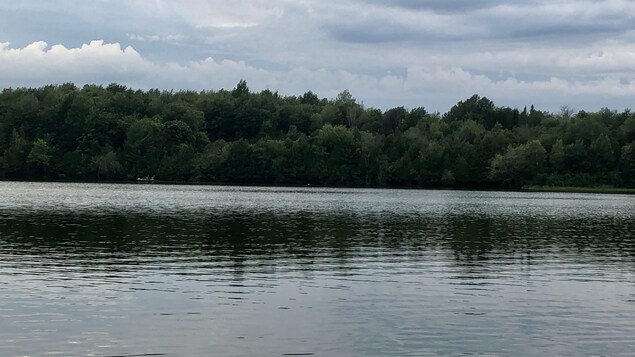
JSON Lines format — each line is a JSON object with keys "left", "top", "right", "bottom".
{"left": 1, "top": 182, "right": 634, "bottom": 356}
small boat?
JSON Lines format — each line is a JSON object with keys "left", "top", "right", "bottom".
{"left": 137, "top": 176, "right": 155, "bottom": 183}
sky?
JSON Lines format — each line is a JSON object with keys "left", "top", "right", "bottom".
{"left": 1, "top": 0, "right": 635, "bottom": 113}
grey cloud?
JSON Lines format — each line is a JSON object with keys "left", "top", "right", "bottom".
{"left": 0, "top": 8, "right": 94, "bottom": 47}
{"left": 2, "top": 1, "right": 635, "bottom": 113}
{"left": 363, "top": 0, "right": 534, "bottom": 13}
{"left": 326, "top": 22, "right": 420, "bottom": 44}
{"left": 323, "top": 1, "right": 635, "bottom": 47}
{"left": 0, "top": 0, "right": 200, "bottom": 61}
{"left": 508, "top": 22, "right": 629, "bottom": 40}
{"left": 325, "top": 23, "right": 473, "bottom": 44}
{"left": 319, "top": 4, "right": 481, "bottom": 45}
{"left": 474, "top": 3, "right": 635, "bottom": 42}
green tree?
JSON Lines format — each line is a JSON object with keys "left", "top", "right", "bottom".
{"left": 93, "top": 150, "right": 122, "bottom": 179}
{"left": 314, "top": 124, "right": 361, "bottom": 185}
{"left": 490, "top": 140, "right": 546, "bottom": 186}
{"left": 549, "top": 139, "right": 566, "bottom": 172}
{"left": 440, "top": 169, "right": 455, "bottom": 186}
{"left": 159, "top": 144, "right": 196, "bottom": 181}
{"left": 27, "top": 138, "right": 52, "bottom": 176}
{"left": 3, "top": 130, "right": 29, "bottom": 177}
{"left": 588, "top": 133, "right": 614, "bottom": 171}
{"left": 0, "top": 82, "right": 631, "bottom": 189}
{"left": 383, "top": 106, "right": 407, "bottom": 133}
{"left": 122, "top": 117, "right": 165, "bottom": 177}
{"left": 619, "top": 144, "right": 635, "bottom": 187}
{"left": 222, "top": 139, "right": 256, "bottom": 182}
{"left": 335, "top": 89, "right": 360, "bottom": 128}
{"left": 445, "top": 95, "right": 495, "bottom": 128}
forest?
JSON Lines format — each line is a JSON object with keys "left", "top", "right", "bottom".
{"left": 0, "top": 81, "right": 634, "bottom": 188}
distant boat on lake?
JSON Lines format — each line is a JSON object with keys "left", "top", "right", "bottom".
{"left": 137, "top": 176, "right": 155, "bottom": 183}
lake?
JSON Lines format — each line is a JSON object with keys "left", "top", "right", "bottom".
{"left": 1, "top": 182, "right": 634, "bottom": 356}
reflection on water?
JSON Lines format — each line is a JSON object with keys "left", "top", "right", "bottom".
{"left": 0, "top": 182, "right": 634, "bottom": 356}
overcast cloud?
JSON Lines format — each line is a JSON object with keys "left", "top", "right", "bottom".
{"left": 1, "top": 0, "right": 634, "bottom": 112}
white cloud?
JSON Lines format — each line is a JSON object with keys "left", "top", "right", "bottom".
{"left": 126, "top": 33, "right": 189, "bottom": 44}
{"left": 135, "top": 0, "right": 291, "bottom": 28}
{"left": 0, "top": 41, "right": 146, "bottom": 82}
{"left": 1, "top": 36, "right": 635, "bottom": 112}
{"left": 414, "top": 44, "right": 635, "bottom": 77}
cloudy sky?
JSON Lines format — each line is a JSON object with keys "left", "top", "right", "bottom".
{"left": 1, "top": 0, "right": 635, "bottom": 112}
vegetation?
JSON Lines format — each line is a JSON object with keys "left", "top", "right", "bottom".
{"left": 522, "top": 185, "right": 635, "bottom": 194}
{"left": 1, "top": 81, "right": 634, "bottom": 189}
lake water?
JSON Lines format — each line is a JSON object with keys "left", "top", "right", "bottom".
{"left": 0, "top": 182, "right": 634, "bottom": 356}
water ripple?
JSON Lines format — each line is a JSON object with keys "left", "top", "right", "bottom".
{"left": 0, "top": 182, "right": 634, "bottom": 356}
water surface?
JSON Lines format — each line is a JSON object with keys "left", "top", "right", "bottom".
{"left": 1, "top": 182, "right": 634, "bottom": 356}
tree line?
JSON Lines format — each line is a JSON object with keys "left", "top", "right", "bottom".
{"left": 0, "top": 81, "right": 634, "bottom": 188}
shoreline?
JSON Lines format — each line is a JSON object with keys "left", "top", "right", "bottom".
{"left": 521, "top": 185, "right": 635, "bottom": 194}
{"left": 1, "top": 179, "right": 634, "bottom": 194}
